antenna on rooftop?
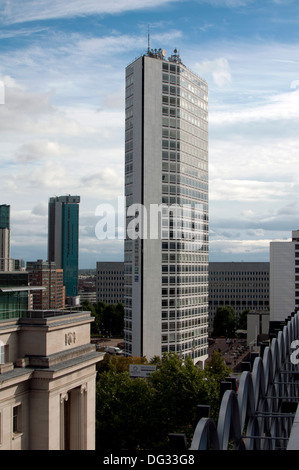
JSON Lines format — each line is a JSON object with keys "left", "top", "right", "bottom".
{"left": 148, "top": 24, "right": 150, "bottom": 53}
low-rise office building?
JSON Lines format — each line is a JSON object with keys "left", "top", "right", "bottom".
{"left": 209, "top": 262, "right": 270, "bottom": 333}
{"left": 96, "top": 262, "right": 124, "bottom": 305}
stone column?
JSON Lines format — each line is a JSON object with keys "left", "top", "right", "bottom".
{"left": 79, "top": 384, "right": 87, "bottom": 450}
{"left": 60, "top": 392, "right": 69, "bottom": 450}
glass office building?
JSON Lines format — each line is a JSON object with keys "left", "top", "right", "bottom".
{"left": 0, "top": 272, "right": 29, "bottom": 320}
{"left": 48, "top": 195, "right": 80, "bottom": 300}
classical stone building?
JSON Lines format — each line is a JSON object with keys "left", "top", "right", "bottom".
{"left": 0, "top": 275, "right": 102, "bottom": 450}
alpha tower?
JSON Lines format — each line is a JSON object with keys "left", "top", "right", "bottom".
{"left": 124, "top": 49, "right": 209, "bottom": 365}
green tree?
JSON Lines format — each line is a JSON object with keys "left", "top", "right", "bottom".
{"left": 213, "top": 306, "right": 237, "bottom": 337}
{"left": 96, "top": 370, "right": 156, "bottom": 451}
{"left": 148, "top": 353, "right": 206, "bottom": 444}
{"left": 93, "top": 301, "right": 124, "bottom": 336}
{"left": 95, "top": 352, "right": 226, "bottom": 451}
{"left": 201, "top": 350, "right": 232, "bottom": 421}
{"left": 238, "top": 309, "right": 249, "bottom": 330}
{"left": 97, "top": 353, "right": 148, "bottom": 374}
{"left": 81, "top": 300, "right": 99, "bottom": 335}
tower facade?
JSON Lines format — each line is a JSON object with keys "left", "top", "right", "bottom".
{"left": 124, "top": 49, "right": 209, "bottom": 364}
{"left": 0, "top": 204, "right": 12, "bottom": 272}
{"left": 48, "top": 195, "right": 80, "bottom": 302}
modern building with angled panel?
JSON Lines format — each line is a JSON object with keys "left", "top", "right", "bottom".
{"left": 124, "top": 48, "right": 209, "bottom": 365}
{"left": 48, "top": 195, "right": 80, "bottom": 304}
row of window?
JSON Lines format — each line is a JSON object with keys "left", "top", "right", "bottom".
{"left": 161, "top": 310, "right": 208, "bottom": 319}
{"left": 210, "top": 271, "right": 269, "bottom": 276}
{"left": 162, "top": 61, "right": 208, "bottom": 95}
{"left": 210, "top": 300, "right": 269, "bottom": 306}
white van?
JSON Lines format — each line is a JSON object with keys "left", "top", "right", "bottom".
{"left": 106, "top": 346, "right": 123, "bottom": 355}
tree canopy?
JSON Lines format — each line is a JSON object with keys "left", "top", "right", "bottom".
{"left": 213, "top": 306, "right": 237, "bottom": 337}
{"left": 81, "top": 300, "right": 124, "bottom": 336}
{"left": 96, "top": 351, "right": 231, "bottom": 451}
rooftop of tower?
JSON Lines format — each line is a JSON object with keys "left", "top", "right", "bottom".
{"left": 127, "top": 47, "right": 207, "bottom": 87}
{"left": 146, "top": 47, "right": 182, "bottom": 64}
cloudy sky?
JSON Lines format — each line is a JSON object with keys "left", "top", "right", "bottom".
{"left": 1, "top": 0, "right": 299, "bottom": 268}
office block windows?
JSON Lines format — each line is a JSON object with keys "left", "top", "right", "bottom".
{"left": 124, "top": 49, "right": 209, "bottom": 365}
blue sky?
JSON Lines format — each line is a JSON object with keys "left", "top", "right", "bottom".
{"left": 1, "top": 0, "right": 299, "bottom": 268}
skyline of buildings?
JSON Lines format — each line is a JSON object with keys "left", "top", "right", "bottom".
{"left": 1, "top": 1, "right": 298, "bottom": 448}
{"left": 0, "top": 45, "right": 298, "bottom": 368}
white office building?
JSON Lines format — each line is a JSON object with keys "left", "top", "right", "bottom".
{"left": 124, "top": 48, "right": 209, "bottom": 365}
{"left": 270, "top": 230, "right": 299, "bottom": 322}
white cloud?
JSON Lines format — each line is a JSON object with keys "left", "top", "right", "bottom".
{"left": 211, "top": 88, "right": 299, "bottom": 124}
{"left": 194, "top": 57, "right": 232, "bottom": 88}
{"left": 1, "top": 0, "right": 181, "bottom": 24}
{"left": 15, "top": 140, "right": 68, "bottom": 163}
{"left": 31, "top": 203, "right": 48, "bottom": 217}
{"left": 195, "top": 0, "right": 254, "bottom": 6}
{"left": 210, "top": 178, "right": 297, "bottom": 202}
{"left": 210, "top": 238, "right": 272, "bottom": 256}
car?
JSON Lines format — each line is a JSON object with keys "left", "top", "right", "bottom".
{"left": 106, "top": 346, "right": 124, "bottom": 355}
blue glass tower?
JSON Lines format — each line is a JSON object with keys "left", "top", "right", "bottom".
{"left": 0, "top": 205, "right": 10, "bottom": 230}
{"left": 48, "top": 195, "right": 80, "bottom": 300}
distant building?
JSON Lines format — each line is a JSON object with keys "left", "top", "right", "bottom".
{"left": 0, "top": 204, "right": 13, "bottom": 272}
{"left": 270, "top": 230, "right": 299, "bottom": 323}
{"left": 78, "top": 274, "right": 96, "bottom": 304}
{"left": 0, "top": 272, "right": 102, "bottom": 450}
{"left": 0, "top": 271, "right": 31, "bottom": 319}
{"left": 247, "top": 310, "right": 270, "bottom": 347}
{"left": 48, "top": 195, "right": 80, "bottom": 304}
{"left": 96, "top": 262, "right": 124, "bottom": 305}
{"left": 209, "top": 262, "right": 270, "bottom": 333}
{"left": 26, "top": 259, "right": 65, "bottom": 310}
{"left": 0, "top": 205, "right": 26, "bottom": 272}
